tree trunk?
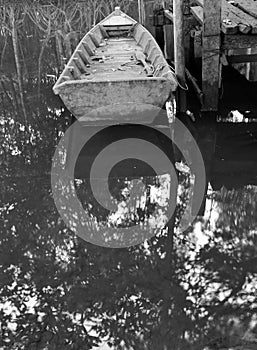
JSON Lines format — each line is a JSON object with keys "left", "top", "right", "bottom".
{"left": 1, "top": 81, "right": 17, "bottom": 117}
{"left": 64, "top": 32, "right": 72, "bottom": 59}
{"left": 10, "top": 7, "right": 28, "bottom": 126}
{"left": 9, "top": 77, "right": 20, "bottom": 118}
{"left": 38, "top": 19, "right": 51, "bottom": 99}
{"left": 56, "top": 31, "right": 66, "bottom": 70}
{"left": 0, "top": 34, "right": 8, "bottom": 69}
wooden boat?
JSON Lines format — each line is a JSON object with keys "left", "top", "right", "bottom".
{"left": 53, "top": 7, "right": 178, "bottom": 125}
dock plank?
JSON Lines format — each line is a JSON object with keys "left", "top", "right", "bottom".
{"left": 190, "top": 6, "right": 203, "bottom": 25}
{"left": 233, "top": 0, "right": 257, "bottom": 19}
{"left": 222, "top": 34, "right": 257, "bottom": 50}
{"left": 194, "top": 0, "right": 257, "bottom": 34}
{"left": 191, "top": 5, "right": 238, "bottom": 34}
{"left": 201, "top": 0, "right": 221, "bottom": 111}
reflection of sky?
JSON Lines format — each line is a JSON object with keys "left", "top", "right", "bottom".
{"left": 108, "top": 175, "right": 170, "bottom": 230}
{"left": 183, "top": 183, "right": 257, "bottom": 310}
{"left": 93, "top": 345, "right": 111, "bottom": 350}
{"left": 2, "top": 170, "right": 257, "bottom": 347}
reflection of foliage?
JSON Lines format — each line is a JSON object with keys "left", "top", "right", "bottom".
{"left": 175, "top": 186, "right": 257, "bottom": 349}
{"left": 3, "top": 110, "right": 257, "bottom": 349}
{"left": 75, "top": 176, "right": 161, "bottom": 225}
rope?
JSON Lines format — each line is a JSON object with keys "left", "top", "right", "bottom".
{"left": 153, "top": 63, "right": 165, "bottom": 76}
{"left": 168, "top": 64, "right": 189, "bottom": 91}
{"left": 153, "top": 62, "right": 188, "bottom": 90}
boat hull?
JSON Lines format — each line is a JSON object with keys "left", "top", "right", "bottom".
{"left": 56, "top": 78, "right": 172, "bottom": 124}
{"left": 53, "top": 7, "right": 177, "bottom": 125}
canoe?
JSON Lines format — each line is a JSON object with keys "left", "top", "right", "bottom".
{"left": 53, "top": 7, "right": 178, "bottom": 125}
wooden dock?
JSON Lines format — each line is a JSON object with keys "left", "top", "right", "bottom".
{"left": 191, "top": 0, "right": 257, "bottom": 111}
{"left": 151, "top": 0, "right": 257, "bottom": 114}
{"left": 191, "top": 0, "right": 257, "bottom": 35}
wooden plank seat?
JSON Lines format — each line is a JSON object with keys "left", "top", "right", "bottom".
{"left": 233, "top": 0, "right": 257, "bottom": 19}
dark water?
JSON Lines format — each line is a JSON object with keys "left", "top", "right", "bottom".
{"left": 1, "top": 3, "right": 257, "bottom": 350}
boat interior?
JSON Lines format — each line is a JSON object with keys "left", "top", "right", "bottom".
{"left": 55, "top": 8, "right": 174, "bottom": 86}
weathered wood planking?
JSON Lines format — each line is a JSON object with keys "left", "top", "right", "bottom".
{"left": 201, "top": 0, "right": 221, "bottom": 112}
{"left": 164, "top": 9, "right": 174, "bottom": 22}
{"left": 193, "top": 0, "right": 257, "bottom": 34}
{"left": 191, "top": 4, "right": 237, "bottom": 34}
{"left": 190, "top": 6, "right": 204, "bottom": 26}
{"left": 173, "top": 0, "right": 187, "bottom": 113}
{"left": 88, "top": 38, "right": 148, "bottom": 79}
{"left": 163, "top": 8, "right": 195, "bottom": 65}
{"left": 163, "top": 23, "right": 174, "bottom": 61}
{"left": 233, "top": 0, "right": 257, "bottom": 19}
{"left": 227, "top": 52, "right": 257, "bottom": 63}
{"left": 222, "top": 34, "right": 257, "bottom": 50}
{"left": 222, "top": 0, "right": 257, "bottom": 33}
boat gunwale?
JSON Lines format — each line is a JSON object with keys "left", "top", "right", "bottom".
{"left": 97, "top": 7, "right": 137, "bottom": 26}
{"left": 53, "top": 75, "right": 172, "bottom": 93}
{"left": 53, "top": 8, "right": 178, "bottom": 96}
{"left": 53, "top": 9, "right": 137, "bottom": 91}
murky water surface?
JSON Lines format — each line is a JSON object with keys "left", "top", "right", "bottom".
{"left": 1, "top": 3, "right": 257, "bottom": 349}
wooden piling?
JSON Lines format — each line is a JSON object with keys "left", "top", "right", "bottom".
{"left": 173, "top": 0, "right": 187, "bottom": 114}
{"left": 144, "top": 0, "right": 155, "bottom": 35}
{"left": 202, "top": 0, "right": 221, "bottom": 112}
{"left": 164, "top": 22, "right": 174, "bottom": 61}
{"left": 153, "top": 2, "right": 165, "bottom": 52}
{"left": 183, "top": 0, "right": 195, "bottom": 67}
{"left": 138, "top": 0, "right": 145, "bottom": 25}
{"left": 136, "top": 0, "right": 155, "bottom": 35}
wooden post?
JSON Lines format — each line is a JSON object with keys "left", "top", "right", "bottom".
{"left": 183, "top": 0, "right": 193, "bottom": 66}
{"left": 138, "top": 0, "right": 145, "bottom": 25}
{"left": 202, "top": 0, "right": 221, "bottom": 112}
{"left": 164, "top": 22, "right": 174, "bottom": 61}
{"left": 153, "top": 2, "right": 165, "bottom": 52}
{"left": 144, "top": 0, "right": 155, "bottom": 36}
{"left": 173, "top": 0, "right": 187, "bottom": 114}
{"left": 191, "top": 122, "right": 216, "bottom": 216}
